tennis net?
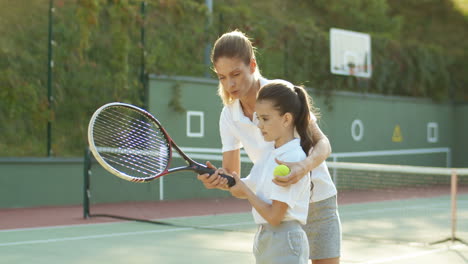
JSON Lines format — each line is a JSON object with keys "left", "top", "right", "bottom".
{"left": 83, "top": 148, "right": 468, "bottom": 244}
{"left": 327, "top": 161, "right": 468, "bottom": 244}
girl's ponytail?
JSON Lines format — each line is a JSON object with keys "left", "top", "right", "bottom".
{"left": 293, "top": 86, "right": 314, "bottom": 154}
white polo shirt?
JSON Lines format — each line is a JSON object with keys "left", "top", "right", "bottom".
{"left": 219, "top": 77, "right": 337, "bottom": 202}
{"left": 242, "top": 139, "right": 310, "bottom": 225}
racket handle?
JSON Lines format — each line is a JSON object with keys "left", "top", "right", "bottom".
{"left": 194, "top": 165, "right": 236, "bottom": 187}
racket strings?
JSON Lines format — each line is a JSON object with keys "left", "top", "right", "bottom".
{"left": 93, "top": 140, "right": 165, "bottom": 176}
{"left": 93, "top": 118, "right": 167, "bottom": 158}
{"left": 97, "top": 108, "right": 168, "bottom": 151}
{"left": 93, "top": 136, "right": 166, "bottom": 176}
{"left": 93, "top": 128, "right": 167, "bottom": 176}
{"left": 93, "top": 121, "right": 167, "bottom": 157}
{"left": 92, "top": 107, "right": 171, "bottom": 178}
{"left": 93, "top": 115, "right": 167, "bottom": 151}
{"left": 99, "top": 109, "right": 167, "bottom": 149}
{"left": 100, "top": 153, "right": 159, "bottom": 176}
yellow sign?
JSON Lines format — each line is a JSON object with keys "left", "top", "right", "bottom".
{"left": 392, "top": 125, "right": 403, "bottom": 142}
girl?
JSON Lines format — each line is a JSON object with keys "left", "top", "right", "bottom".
{"left": 198, "top": 30, "right": 341, "bottom": 264}
{"left": 229, "top": 81, "right": 313, "bottom": 264}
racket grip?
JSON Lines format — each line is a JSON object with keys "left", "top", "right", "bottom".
{"left": 195, "top": 165, "right": 236, "bottom": 187}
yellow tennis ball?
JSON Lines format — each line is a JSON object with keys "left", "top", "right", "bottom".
{"left": 273, "top": 164, "right": 290, "bottom": 177}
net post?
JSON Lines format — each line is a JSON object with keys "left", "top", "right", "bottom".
{"left": 83, "top": 147, "right": 91, "bottom": 219}
{"left": 450, "top": 169, "right": 458, "bottom": 242}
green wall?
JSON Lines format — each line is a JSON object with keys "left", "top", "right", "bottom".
{"left": 0, "top": 158, "right": 83, "bottom": 208}
{"left": 148, "top": 75, "right": 463, "bottom": 167}
{"left": 0, "top": 75, "right": 466, "bottom": 209}
{"left": 148, "top": 76, "right": 223, "bottom": 149}
{"left": 453, "top": 104, "right": 468, "bottom": 167}
{"left": 87, "top": 159, "right": 230, "bottom": 205}
{"left": 315, "top": 92, "right": 453, "bottom": 166}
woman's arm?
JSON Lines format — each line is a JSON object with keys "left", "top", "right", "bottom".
{"left": 222, "top": 149, "right": 241, "bottom": 175}
{"left": 274, "top": 121, "right": 331, "bottom": 186}
{"left": 196, "top": 149, "right": 240, "bottom": 189}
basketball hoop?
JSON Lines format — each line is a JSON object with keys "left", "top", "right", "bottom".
{"left": 330, "top": 28, "right": 372, "bottom": 78}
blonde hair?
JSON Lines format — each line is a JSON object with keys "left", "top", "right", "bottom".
{"left": 211, "top": 30, "right": 260, "bottom": 105}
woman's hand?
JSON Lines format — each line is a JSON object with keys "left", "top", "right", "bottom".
{"left": 272, "top": 158, "right": 309, "bottom": 187}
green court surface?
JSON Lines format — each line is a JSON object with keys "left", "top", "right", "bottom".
{"left": 1, "top": 195, "right": 467, "bottom": 264}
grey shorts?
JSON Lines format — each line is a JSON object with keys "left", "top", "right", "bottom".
{"left": 303, "top": 195, "right": 342, "bottom": 260}
{"left": 254, "top": 221, "right": 309, "bottom": 264}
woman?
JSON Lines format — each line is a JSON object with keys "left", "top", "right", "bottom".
{"left": 198, "top": 30, "right": 341, "bottom": 264}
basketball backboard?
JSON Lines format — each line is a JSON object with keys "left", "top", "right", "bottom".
{"left": 330, "top": 28, "right": 372, "bottom": 78}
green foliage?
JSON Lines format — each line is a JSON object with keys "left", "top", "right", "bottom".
{"left": 387, "top": 0, "right": 468, "bottom": 100}
{"left": 0, "top": 0, "right": 209, "bottom": 156}
{"left": 168, "top": 82, "right": 186, "bottom": 113}
{"left": 0, "top": 0, "right": 466, "bottom": 157}
{"left": 0, "top": 1, "right": 49, "bottom": 156}
{"left": 214, "top": 0, "right": 465, "bottom": 101}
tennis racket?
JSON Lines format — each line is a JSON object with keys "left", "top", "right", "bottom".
{"left": 87, "top": 102, "right": 235, "bottom": 186}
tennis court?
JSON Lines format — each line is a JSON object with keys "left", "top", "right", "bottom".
{"left": 1, "top": 191, "right": 467, "bottom": 264}
{"left": 2, "top": 2, "right": 467, "bottom": 264}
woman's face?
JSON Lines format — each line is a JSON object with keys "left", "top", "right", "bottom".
{"left": 214, "top": 57, "right": 256, "bottom": 100}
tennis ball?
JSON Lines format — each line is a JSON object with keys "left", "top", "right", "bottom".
{"left": 273, "top": 164, "right": 290, "bottom": 177}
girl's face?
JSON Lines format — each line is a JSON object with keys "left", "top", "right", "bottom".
{"left": 214, "top": 57, "right": 256, "bottom": 100}
{"left": 255, "top": 99, "right": 294, "bottom": 148}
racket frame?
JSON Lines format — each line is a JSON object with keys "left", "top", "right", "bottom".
{"left": 88, "top": 102, "right": 235, "bottom": 186}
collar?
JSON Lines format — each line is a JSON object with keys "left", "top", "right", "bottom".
{"left": 272, "top": 138, "right": 301, "bottom": 156}
{"left": 232, "top": 99, "right": 242, "bottom": 122}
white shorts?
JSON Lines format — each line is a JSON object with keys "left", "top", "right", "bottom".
{"left": 254, "top": 221, "right": 309, "bottom": 264}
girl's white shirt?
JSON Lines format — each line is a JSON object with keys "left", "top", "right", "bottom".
{"left": 219, "top": 77, "right": 337, "bottom": 202}
{"left": 242, "top": 138, "right": 310, "bottom": 225}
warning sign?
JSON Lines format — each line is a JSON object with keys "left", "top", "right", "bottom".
{"left": 392, "top": 125, "right": 403, "bottom": 142}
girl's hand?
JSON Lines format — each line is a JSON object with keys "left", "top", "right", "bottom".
{"left": 272, "top": 158, "right": 309, "bottom": 187}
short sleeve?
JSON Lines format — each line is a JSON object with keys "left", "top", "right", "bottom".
{"left": 270, "top": 176, "right": 309, "bottom": 208}
{"left": 268, "top": 149, "right": 309, "bottom": 208}
{"left": 219, "top": 107, "right": 242, "bottom": 152}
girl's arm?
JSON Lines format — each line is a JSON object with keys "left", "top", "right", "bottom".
{"left": 274, "top": 121, "right": 331, "bottom": 186}
{"left": 230, "top": 172, "right": 288, "bottom": 226}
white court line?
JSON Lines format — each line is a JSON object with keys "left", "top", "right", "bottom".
{"left": 0, "top": 221, "right": 255, "bottom": 247}
{"left": 342, "top": 244, "right": 467, "bottom": 264}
